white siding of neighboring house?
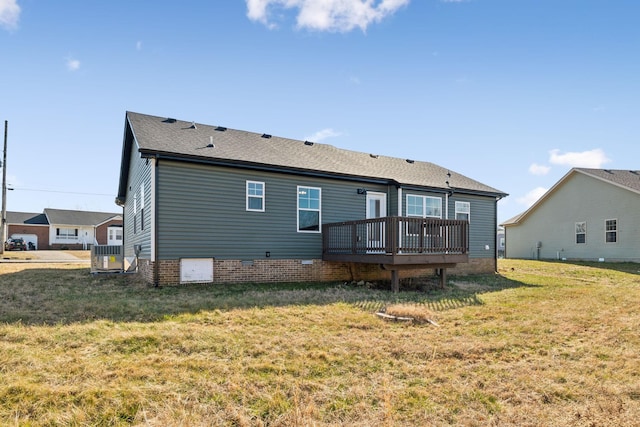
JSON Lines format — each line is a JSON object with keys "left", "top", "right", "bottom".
{"left": 505, "top": 172, "right": 640, "bottom": 261}
{"left": 49, "top": 225, "right": 96, "bottom": 248}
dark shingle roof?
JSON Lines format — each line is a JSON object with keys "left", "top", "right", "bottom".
{"left": 44, "top": 209, "right": 121, "bottom": 227}
{"left": 125, "top": 112, "right": 506, "bottom": 197}
{"left": 576, "top": 168, "right": 640, "bottom": 193}
{"left": 7, "top": 212, "right": 49, "bottom": 225}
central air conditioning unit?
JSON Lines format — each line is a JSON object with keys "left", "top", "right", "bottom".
{"left": 91, "top": 245, "right": 124, "bottom": 273}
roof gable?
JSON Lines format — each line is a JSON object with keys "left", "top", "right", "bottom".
{"left": 7, "top": 211, "right": 49, "bottom": 225}
{"left": 502, "top": 168, "right": 640, "bottom": 226}
{"left": 44, "top": 209, "right": 121, "bottom": 227}
{"left": 118, "top": 112, "right": 507, "bottom": 202}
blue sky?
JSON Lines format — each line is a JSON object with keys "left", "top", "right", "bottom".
{"left": 1, "top": 0, "right": 638, "bottom": 224}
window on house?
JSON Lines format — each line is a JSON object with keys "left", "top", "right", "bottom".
{"left": 406, "top": 195, "right": 442, "bottom": 235}
{"left": 605, "top": 219, "right": 617, "bottom": 243}
{"left": 297, "top": 186, "right": 321, "bottom": 232}
{"left": 140, "top": 183, "right": 145, "bottom": 231}
{"left": 576, "top": 221, "right": 586, "bottom": 244}
{"left": 246, "top": 181, "right": 265, "bottom": 212}
{"left": 57, "top": 228, "right": 78, "bottom": 240}
{"left": 406, "top": 195, "right": 442, "bottom": 218}
{"left": 455, "top": 201, "right": 470, "bottom": 221}
{"left": 133, "top": 193, "right": 138, "bottom": 234}
{"left": 108, "top": 228, "right": 123, "bottom": 244}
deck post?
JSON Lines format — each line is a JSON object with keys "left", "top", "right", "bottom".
{"left": 439, "top": 268, "right": 447, "bottom": 289}
{"left": 391, "top": 269, "right": 399, "bottom": 293}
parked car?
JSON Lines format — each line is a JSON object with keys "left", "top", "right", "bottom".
{"left": 5, "top": 238, "right": 27, "bottom": 251}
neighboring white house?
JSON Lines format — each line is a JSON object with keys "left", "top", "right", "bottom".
{"left": 45, "top": 209, "right": 123, "bottom": 250}
{"left": 502, "top": 168, "right": 640, "bottom": 262}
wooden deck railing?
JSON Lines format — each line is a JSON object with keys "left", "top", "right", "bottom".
{"left": 323, "top": 216, "right": 468, "bottom": 256}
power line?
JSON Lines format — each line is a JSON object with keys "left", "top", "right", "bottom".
{"left": 10, "top": 187, "right": 115, "bottom": 197}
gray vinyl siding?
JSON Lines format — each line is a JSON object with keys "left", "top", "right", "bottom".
{"left": 156, "top": 160, "right": 389, "bottom": 260}
{"left": 122, "top": 142, "right": 153, "bottom": 259}
{"left": 505, "top": 172, "right": 640, "bottom": 261}
{"left": 450, "top": 194, "right": 497, "bottom": 258}
{"left": 401, "top": 189, "right": 497, "bottom": 259}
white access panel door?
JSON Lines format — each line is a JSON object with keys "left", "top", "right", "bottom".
{"left": 180, "top": 258, "right": 214, "bottom": 284}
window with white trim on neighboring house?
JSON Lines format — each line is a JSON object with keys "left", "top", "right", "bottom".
{"left": 246, "top": 181, "right": 265, "bottom": 212}
{"left": 605, "top": 219, "right": 617, "bottom": 243}
{"left": 576, "top": 221, "right": 586, "bottom": 244}
{"left": 297, "top": 186, "right": 321, "bottom": 232}
{"left": 57, "top": 228, "right": 78, "bottom": 240}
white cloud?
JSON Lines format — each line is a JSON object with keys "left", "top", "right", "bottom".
{"left": 548, "top": 148, "right": 610, "bottom": 169}
{"left": 66, "top": 58, "right": 81, "bottom": 71}
{"left": 304, "top": 128, "right": 341, "bottom": 142}
{"left": 529, "top": 163, "right": 550, "bottom": 176}
{"left": 0, "top": 0, "right": 20, "bottom": 31}
{"left": 517, "top": 187, "right": 548, "bottom": 208}
{"left": 246, "top": 0, "right": 410, "bottom": 32}
{"left": 136, "top": 41, "right": 143, "bottom": 51}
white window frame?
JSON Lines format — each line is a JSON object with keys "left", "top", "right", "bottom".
{"left": 406, "top": 195, "right": 442, "bottom": 219}
{"left": 57, "top": 228, "right": 78, "bottom": 240}
{"left": 576, "top": 221, "right": 586, "bottom": 244}
{"left": 455, "top": 201, "right": 470, "bottom": 222}
{"left": 133, "top": 192, "right": 138, "bottom": 234}
{"left": 108, "top": 227, "right": 123, "bottom": 245}
{"left": 605, "top": 219, "right": 617, "bottom": 243}
{"left": 140, "top": 183, "right": 145, "bottom": 231}
{"left": 297, "top": 186, "right": 321, "bottom": 233}
{"left": 246, "top": 180, "right": 265, "bottom": 212}
{"left": 405, "top": 194, "right": 442, "bottom": 236}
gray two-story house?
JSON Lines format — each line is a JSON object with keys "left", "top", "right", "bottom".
{"left": 116, "top": 112, "right": 507, "bottom": 288}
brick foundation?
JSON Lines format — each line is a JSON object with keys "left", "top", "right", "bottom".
{"left": 137, "top": 257, "right": 496, "bottom": 286}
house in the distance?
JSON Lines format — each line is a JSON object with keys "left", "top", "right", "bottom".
{"left": 6, "top": 209, "right": 122, "bottom": 250}
{"left": 502, "top": 168, "right": 640, "bottom": 262}
{"left": 5, "top": 212, "right": 49, "bottom": 250}
{"left": 116, "top": 112, "right": 507, "bottom": 287}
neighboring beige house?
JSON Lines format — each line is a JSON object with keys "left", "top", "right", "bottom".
{"left": 502, "top": 168, "right": 640, "bottom": 262}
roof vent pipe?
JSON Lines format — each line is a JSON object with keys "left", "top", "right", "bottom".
{"left": 190, "top": 121, "right": 197, "bottom": 129}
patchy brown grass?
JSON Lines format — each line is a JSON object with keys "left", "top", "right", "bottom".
{"left": 0, "top": 259, "right": 639, "bottom": 425}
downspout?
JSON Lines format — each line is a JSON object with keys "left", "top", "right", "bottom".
{"left": 397, "top": 186, "right": 402, "bottom": 251}
{"left": 445, "top": 192, "right": 449, "bottom": 219}
{"left": 121, "top": 204, "right": 126, "bottom": 273}
{"left": 153, "top": 155, "right": 160, "bottom": 287}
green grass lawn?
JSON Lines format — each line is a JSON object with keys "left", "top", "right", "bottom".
{"left": 1, "top": 260, "right": 639, "bottom": 426}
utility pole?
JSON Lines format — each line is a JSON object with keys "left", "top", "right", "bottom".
{"left": 0, "top": 120, "right": 7, "bottom": 255}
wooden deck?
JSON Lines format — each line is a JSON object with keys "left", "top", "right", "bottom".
{"left": 322, "top": 216, "right": 469, "bottom": 291}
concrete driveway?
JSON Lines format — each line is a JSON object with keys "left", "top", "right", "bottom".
{"left": 0, "top": 250, "right": 90, "bottom": 263}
